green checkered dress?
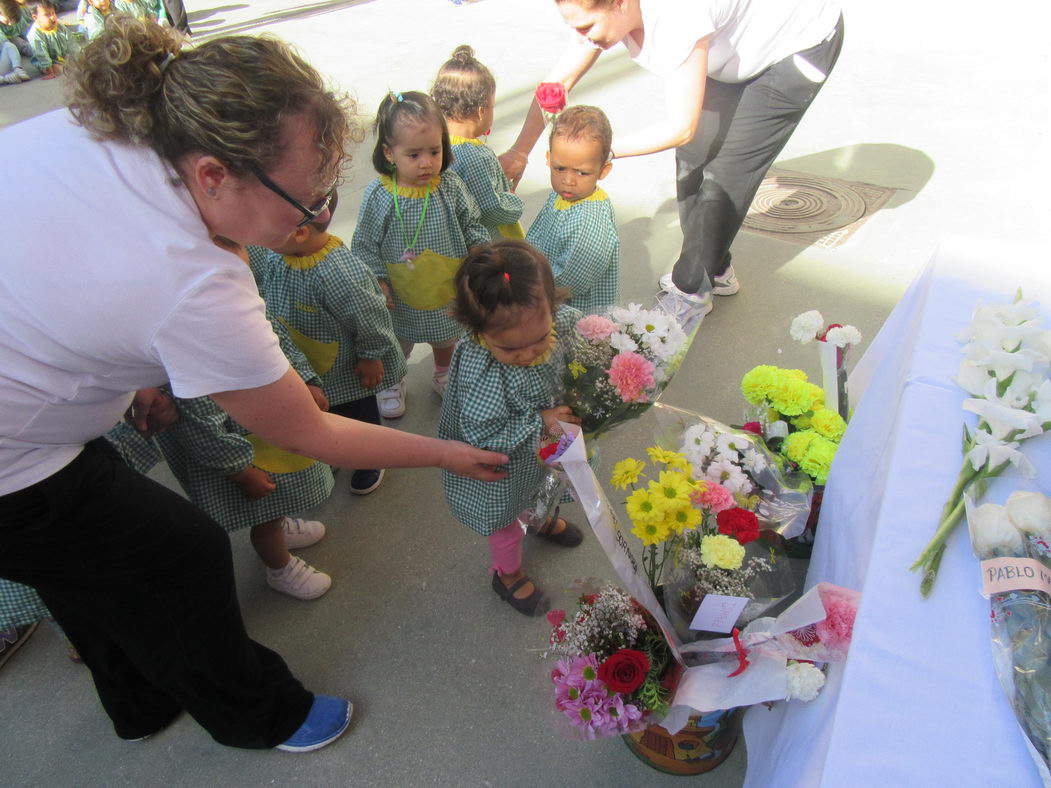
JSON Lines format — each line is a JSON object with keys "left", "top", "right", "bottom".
{"left": 525, "top": 189, "right": 620, "bottom": 315}
{"left": 351, "top": 172, "right": 489, "bottom": 345}
{"left": 438, "top": 304, "right": 582, "bottom": 535}
{"left": 249, "top": 238, "right": 406, "bottom": 408}
{"left": 449, "top": 137, "right": 524, "bottom": 240}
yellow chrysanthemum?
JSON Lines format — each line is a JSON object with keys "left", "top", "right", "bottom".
{"left": 648, "top": 470, "right": 695, "bottom": 510}
{"left": 625, "top": 488, "right": 664, "bottom": 525}
{"left": 769, "top": 374, "right": 815, "bottom": 417}
{"left": 784, "top": 368, "right": 809, "bottom": 381}
{"left": 811, "top": 408, "right": 847, "bottom": 442}
{"left": 666, "top": 504, "right": 702, "bottom": 534}
{"left": 699, "top": 534, "right": 746, "bottom": 570}
{"left": 810, "top": 384, "right": 826, "bottom": 410}
{"left": 645, "top": 446, "right": 681, "bottom": 466}
{"left": 800, "top": 435, "right": 838, "bottom": 484}
{"left": 741, "top": 365, "right": 781, "bottom": 404}
{"left": 610, "top": 458, "right": 646, "bottom": 490}
{"left": 568, "top": 360, "right": 587, "bottom": 379}
{"left": 632, "top": 517, "right": 672, "bottom": 547}
{"left": 782, "top": 430, "right": 819, "bottom": 463}
{"left": 791, "top": 413, "right": 813, "bottom": 430}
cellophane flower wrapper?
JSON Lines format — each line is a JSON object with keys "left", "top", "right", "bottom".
{"left": 523, "top": 425, "right": 596, "bottom": 533}
{"left": 966, "top": 489, "right": 1051, "bottom": 784}
{"left": 653, "top": 403, "right": 814, "bottom": 539}
{"left": 562, "top": 298, "right": 706, "bottom": 441}
{"left": 545, "top": 580, "right": 681, "bottom": 740}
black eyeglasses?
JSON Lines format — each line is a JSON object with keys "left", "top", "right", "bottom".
{"left": 248, "top": 163, "right": 334, "bottom": 228}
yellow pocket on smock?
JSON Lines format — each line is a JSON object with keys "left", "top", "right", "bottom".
{"left": 385, "top": 249, "right": 461, "bottom": 311}
{"left": 245, "top": 434, "right": 318, "bottom": 474}
{"left": 496, "top": 221, "right": 525, "bottom": 239}
{"left": 278, "top": 318, "right": 338, "bottom": 377}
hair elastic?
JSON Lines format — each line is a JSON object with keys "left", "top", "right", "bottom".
{"left": 503, "top": 271, "right": 511, "bottom": 282}
{"left": 158, "top": 52, "right": 176, "bottom": 74}
{"left": 388, "top": 90, "right": 404, "bottom": 103}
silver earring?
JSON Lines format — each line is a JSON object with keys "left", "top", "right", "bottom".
{"left": 207, "top": 187, "right": 217, "bottom": 197}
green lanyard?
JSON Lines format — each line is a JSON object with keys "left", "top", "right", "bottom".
{"left": 391, "top": 173, "right": 431, "bottom": 263}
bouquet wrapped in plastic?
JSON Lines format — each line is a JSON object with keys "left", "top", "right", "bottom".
{"left": 966, "top": 489, "right": 1051, "bottom": 782}
{"left": 562, "top": 299, "right": 704, "bottom": 441}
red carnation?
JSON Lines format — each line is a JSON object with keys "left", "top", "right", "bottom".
{"left": 597, "top": 648, "right": 650, "bottom": 694}
{"left": 741, "top": 421, "right": 763, "bottom": 435}
{"left": 539, "top": 442, "right": 559, "bottom": 460}
{"left": 716, "top": 507, "right": 760, "bottom": 545}
{"left": 535, "top": 82, "right": 567, "bottom": 115}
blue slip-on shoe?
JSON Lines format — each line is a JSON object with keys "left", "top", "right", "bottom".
{"left": 276, "top": 696, "right": 352, "bottom": 752}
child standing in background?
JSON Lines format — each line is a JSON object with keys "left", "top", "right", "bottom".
{"left": 155, "top": 237, "right": 336, "bottom": 601}
{"left": 253, "top": 191, "right": 406, "bottom": 496}
{"left": 525, "top": 105, "right": 620, "bottom": 315}
{"left": 26, "top": 1, "right": 79, "bottom": 78}
{"left": 439, "top": 240, "right": 584, "bottom": 617}
{"left": 432, "top": 45, "right": 524, "bottom": 241}
{"left": 351, "top": 90, "right": 489, "bottom": 418}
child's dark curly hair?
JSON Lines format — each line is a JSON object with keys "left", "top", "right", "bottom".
{"left": 431, "top": 44, "right": 496, "bottom": 122}
{"left": 371, "top": 90, "right": 453, "bottom": 177}
{"left": 451, "top": 240, "right": 567, "bottom": 336}
{"left": 550, "top": 105, "right": 613, "bottom": 163}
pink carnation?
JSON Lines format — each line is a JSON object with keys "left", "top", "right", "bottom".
{"left": 608, "top": 351, "right": 656, "bottom": 402}
{"left": 693, "top": 481, "right": 735, "bottom": 513}
{"left": 576, "top": 314, "right": 618, "bottom": 342}
{"left": 814, "top": 584, "right": 858, "bottom": 656}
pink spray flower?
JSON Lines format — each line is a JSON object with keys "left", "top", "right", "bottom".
{"left": 608, "top": 351, "right": 656, "bottom": 402}
{"left": 576, "top": 314, "right": 618, "bottom": 342}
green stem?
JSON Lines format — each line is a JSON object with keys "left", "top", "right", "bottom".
{"left": 911, "top": 490, "right": 969, "bottom": 572}
{"left": 919, "top": 542, "right": 947, "bottom": 597}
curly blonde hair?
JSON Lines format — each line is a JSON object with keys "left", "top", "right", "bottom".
{"left": 66, "top": 16, "right": 361, "bottom": 184}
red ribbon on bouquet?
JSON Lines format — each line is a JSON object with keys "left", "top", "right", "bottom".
{"left": 728, "top": 627, "right": 750, "bottom": 677}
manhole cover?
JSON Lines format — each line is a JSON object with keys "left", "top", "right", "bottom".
{"left": 744, "top": 174, "right": 867, "bottom": 234}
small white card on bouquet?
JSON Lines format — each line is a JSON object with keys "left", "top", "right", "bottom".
{"left": 689, "top": 595, "right": 749, "bottom": 633}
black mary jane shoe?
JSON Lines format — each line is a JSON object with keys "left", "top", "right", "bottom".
{"left": 535, "top": 506, "right": 584, "bottom": 548}
{"left": 491, "top": 572, "right": 548, "bottom": 616}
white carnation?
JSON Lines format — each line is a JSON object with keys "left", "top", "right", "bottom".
{"left": 823, "top": 325, "right": 862, "bottom": 347}
{"left": 790, "top": 311, "right": 824, "bottom": 344}
{"left": 786, "top": 661, "right": 826, "bottom": 701}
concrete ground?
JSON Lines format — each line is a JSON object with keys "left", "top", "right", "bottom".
{"left": 2, "top": 0, "right": 1049, "bottom": 785}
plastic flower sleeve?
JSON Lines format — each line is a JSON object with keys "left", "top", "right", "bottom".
{"left": 652, "top": 403, "right": 814, "bottom": 538}
{"left": 966, "top": 489, "right": 1051, "bottom": 783}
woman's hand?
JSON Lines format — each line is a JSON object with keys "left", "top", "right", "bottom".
{"left": 498, "top": 149, "right": 530, "bottom": 189}
{"left": 439, "top": 441, "right": 510, "bottom": 482}
{"left": 128, "top": 388, "right": 178, "bottom": 438}
{"left": 229, "top": 465, "right": 276, "bottom": 500}
{"left": 541, "top": 405, "right": 581, "bottom": 437}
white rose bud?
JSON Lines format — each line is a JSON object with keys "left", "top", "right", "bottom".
{"left": 1005, "top": 491, "right": 1051, "bottom": 541}
{"left": 968, "top": 502, "right": 1024, "bottom": 557}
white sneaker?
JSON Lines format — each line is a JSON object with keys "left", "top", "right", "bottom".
{"left": 378, "top": 380, "right": 406, "bottom": 419}
{"left": 712, "top": 265, "right": 740, "bottom": 296}
{"left": 13, "top": 67, "right": 30, "bottom": 82}
{"left": 281, "top": 516, "right": 326, "bottom": 549}
{"left": 432, "top": 369, "right": 449, "bottom": 397}
{"left": 1, "top": 73, "right": 20, "bottom": 85}
{"left": 267, "top": 556, "right": 331, "bottom": 600}
{"left": 658, "top": 274, "right": 714, "bottom": 316}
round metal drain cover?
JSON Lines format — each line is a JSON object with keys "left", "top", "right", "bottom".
{"left": 744, "top": 174, "right": 866, "bottom": 234}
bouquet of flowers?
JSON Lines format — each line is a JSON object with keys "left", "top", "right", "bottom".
{"left": 563, "top": 303, "right": 700, "bottom": 440}
{"left": 966, "top": 489, "right": 1051, "bottom": 777}
{"left": 546, "top": 583, "right": 678, "bottom": 739}
{"left": 912, "top": 293, "right": 1051, "bottom": 595}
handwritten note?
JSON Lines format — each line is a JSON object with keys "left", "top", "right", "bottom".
{"left": 981, "top": 557, "right": 1051, "bottom": 597}
{"left": 690, "top": 595, "right": 750, "bottom": 634}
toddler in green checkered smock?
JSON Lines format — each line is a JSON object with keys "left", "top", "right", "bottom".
{"left": 438, "top": 240, "right": 587, "bottom": 617}
{"left": 153, "top": 238, "right": 336, "bottom": 602}
{"left": 431, "top": 45, "right": 525, "bottom": 241}
{"left": 526, "top": 105, "right": 620, "bottom": 316}
{"left": 351, "top": 90, "right": 489, "bottom": 421}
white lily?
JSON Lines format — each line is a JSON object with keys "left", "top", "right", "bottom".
{"left": 1023, "top": 329, "right": 1051, "bottom": 361}
{"left": 971, "top": 348, "right": 1044, "bottom": 380}
{"left": 954, "top": 361, "right": 994, "bottom": 396}
{"left": 967, "top": 429, "right": 1036, "bottom": 477}
{"left": 790, "top": 311, "right": 824, "bottom": 344}
{"left": 962, "top": 396, "right": 1041, "bottom": 440}
{"left": 1032, "top": 380, "right": 1051, "bottom": 425}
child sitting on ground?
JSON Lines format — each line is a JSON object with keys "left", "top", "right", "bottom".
{"left": 26, "top": 0, "right": 79, "bottom": 78}
{"left": 351, "top": 90, "right": 489, "bottom": 418}
{"left": 432, "top": 44, "right": 524, "bottom": 241}
{"left": 252, "top": 191, "right": 406, "bottom": 496}
{"left": 525, "top": 105, "right": 620, "bottom": 315}
{"left": 154, "top": 237, "right": 336, "bottom": 601}
{"left": 439, "top": 240, "right": 584, "bottom": 617}
{"left": 0, "top": 31, "right": 30, "bottom": 83}
{"left": 0, "top": 0, "right": 33, "bottom": 58}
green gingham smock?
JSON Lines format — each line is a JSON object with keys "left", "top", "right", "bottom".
{"left": 249, "top": 238, "right": 406, "bottom": 408}
{"left": 351, "top": 172, "right": 489, "bottom": 345}
{"left": 448, "top": 136, "right": 524, "bottom": 239}
{"left": 26, "top": 23, "right": 78, "bottom": 70}
{"left": 0, "top": 6, "right": 32, "bottom": 39}
{"left": 525, "top": 189, "right": 620, "bottom": 316}
{"left": 438, "top": 304, "right": 582, "bottom": 535}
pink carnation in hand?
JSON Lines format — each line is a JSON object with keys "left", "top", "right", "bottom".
{"left": 608, "top": 351, "right": 656, "bottom": 402}
{"left": 576, "top": 314, "right": 618, "bottom": 342}
{"left": 693, "top": 481, "right": 735, "bottom": 513}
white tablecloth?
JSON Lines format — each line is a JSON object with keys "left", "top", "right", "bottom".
{"left": 743, "top": 237, "right": 1051, "bottom": 787}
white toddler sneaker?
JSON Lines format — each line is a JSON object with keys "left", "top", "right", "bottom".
{"left": 267, "top": 556, "right": 332, "bottom": 600}
{"left": 378, "top": 380, "right": 406, "bottom": 419}
{"left": 432, "top": 369, "right": 449, "bottom": 398}
{"left": 281, "top": 516, "right": 326, "bottom": 549}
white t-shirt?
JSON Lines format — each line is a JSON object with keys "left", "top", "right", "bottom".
{"left": 0, "top": 110, "right": 290, "bottom": 494}
{"left": 622, "top": 0, "right": 841, "bottom": 82}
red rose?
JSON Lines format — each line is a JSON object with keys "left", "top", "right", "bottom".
{"left": 741, "top": 421, "right": 763, "bottom": 435}
{"left": 539, "top": 442, "right": 559, "bottom": 460}
{"left": 716, "top": 507, "right": 760, "bottom": 545}
{"left": 597, "top": 648, "right": 650, "bottom": 694}
{"left": 535, "top": 82, "right": 567, "bottom": 115}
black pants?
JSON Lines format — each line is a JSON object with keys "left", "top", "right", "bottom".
{"left": 331, "top": 395, "right": 381, "bottom": 426}
{"left": 671, "top": 15, "right": 845, "bottom": 295}
{"left": 0, "top": 440, "right": 312, "bottom": 747}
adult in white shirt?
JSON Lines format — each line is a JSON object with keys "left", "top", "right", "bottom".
{"left": 501, "top": 0, "right": 844, "bottom": 311}
{"left": 0, "top": 18, "right": 507, "bottom": 753}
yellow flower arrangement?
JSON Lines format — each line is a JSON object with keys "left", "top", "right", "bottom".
{"left": 799, "top": 435, "right": 838, "bottom": 484}
{"left": 646, "top": 446, "right": 681, "bottom": 466}
{"left": 649, "top": 470, "right": 695, "bottom": 510}
{"left": 699, "top": 534, "right": 746, "bottom": 570}
{"left": 666, "top": 504, "right": 702, "bottom": 534}
{"left": 770, "top": 375, "right": 821, "bottom": 417}
{"left": 811, "top": 408, "right": 847, "bottom": 442}
{"left": 625, "top": 488, "right": 664, "bottom": 524}
{"left": 632, "top": 518, "right": 672, "bottom": 547}
{"left": 610, "top": 457, "right": 645, "bottom": 490}
{"left": 741, "top": 365, "right": 782, "bottom": 404}
{"left": 782, "top": 430, "right": 819, "bottom": 464}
